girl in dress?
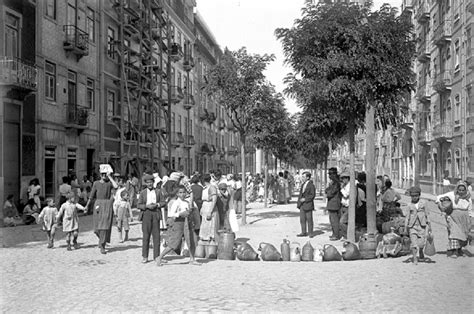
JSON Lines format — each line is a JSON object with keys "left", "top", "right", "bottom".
{"left": 113, "top": 190, "right": 133, "bottom": 243}
{"left": 199, "top": 174, "right": 218, "bottom": 242}
{"left": 28, "top": 178, "right": 41, "bottom": 209}
{"left": 38, "top": 198, "right": 58, "bottom": 248}
{"left": 57, "top": 193, "right": 85, "bottom": 251}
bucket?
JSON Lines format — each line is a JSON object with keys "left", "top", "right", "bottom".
{"left": 281, "top": 239, "right": 290, "bottom": 261}
{"left": 194, "top": 240, "right": 206, "bottom": 258}
{"left": 359, "top": 233, "right": 378, "bottom": 259}
{"left": 217, "top": 231, "right": 235, "bottom": 260}
{"left": 205, "top": 241, "right": 218, "bottom": 259}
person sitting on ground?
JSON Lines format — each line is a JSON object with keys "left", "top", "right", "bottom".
{"left": 156, "top": 185, "right": 200, "bottom": 266}
{"left": 3, "top": 194, "right": 21, "bottom": 227}
{"left": 23, "top": 198, "right": 40, "bottom": 225}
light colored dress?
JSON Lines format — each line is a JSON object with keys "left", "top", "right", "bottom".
{"left": 38, "top": 206, "right": 58, "bottom": 231}
{"left": 57, "top": 201, "right": 84, "bottom": 232}
{"left": 437, "top": 191, "right": 472, "bottom": 249}
{"left": 28, "top": 184, "right": 41, "bottom": 209}
{"left": 199, "top": 184, "right": 218, "bottom": 241}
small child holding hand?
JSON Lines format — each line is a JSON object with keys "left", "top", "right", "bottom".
{"left": 57, "top": 193, "right": 85, "bottom": 251}
{"left": 38, "top": 198, "right": 58, "bottom": 248}
{"left": 113, "top": 190, "right": 133, "bottom": 243}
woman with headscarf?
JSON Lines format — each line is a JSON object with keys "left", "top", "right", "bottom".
{"left": 199, "top": 173, "right": 218, "bottom": 242}
{"left": 437, "top": 181, "right": 472, "bottom": 258}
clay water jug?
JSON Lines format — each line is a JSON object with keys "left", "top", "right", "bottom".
{"left": 281, "top": 239, "right": 290, "bottom": 261}
{"left": 217, "top": 231, "right": 236, "bottom": 260}
{"left": 301, "top": 241, "right": 314, "bottom": 261}
{"left": 290, "top": 242, "right": 301, "bottom": 262}
{"left": 194, "top": 240, "right": 206, "bottom": 258}
{"left": 341, "top": 241, "right": 361, "bottom": 261}
{"left": 259, "top": 242, "right": 281, "bottom": 261}
{"left": 322, "top": 244, "right": 342, "bottom": 261}
{"left": 359, "top": 233, "right": 377, "bottom": 259}
{"left": 236, "top": 242, "right": 259, "bottom": 261}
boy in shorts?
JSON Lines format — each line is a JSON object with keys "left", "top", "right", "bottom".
{"left": 156, "top": 185, "right": 200, "bottom": 266}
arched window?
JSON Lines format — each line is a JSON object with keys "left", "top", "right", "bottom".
{"left": 446, "top": 150, "right": 452, "bottom": 177}
{"left": 454, "top": 149, "right": 461, "bottom": 178}
{"left": 454, "top": 94, "right": 461, "bottom": 125}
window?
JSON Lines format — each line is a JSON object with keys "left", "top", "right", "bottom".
{"left": 45, "top": 61, "right": 56, "bottom": 101}
{"left": 67, "top": 0, "right": 76, "bottom": 25}
{"left": 5, "top": 12, "right": 20, "bottom": 58}
{"left": 190, "top": 120, "right": 193, "bottom": 135}
{"left": 172, "top": 113, "right": 175, "bottom": 133}
{"left": 454, "top": 39, "right": 460, "bottom": 72}
{"left": 86, "top": 8, "right": 95, "bottom": 42}
{"left": 454, "top": 94, "right": 461, "bottom": 125}
{"left": 45, "top": 0, "right": 56, "bottom": 19}
{"left": 454, "top": 150, "right": 461, "bottom": 177}
{"left": 107, "top": 27, "right": 116, "bottom": 59}
{"left": 67, "top": 70, "right": 77, "bottom": 104}
{"left": 446, "top": 150, "right": 452, "bottom": 177}
{"left": 107, "top": 90, "right": 115, "bottom": 119}
{"left": 86, "top": 78, "right": 94, "bottom": 109}
{"left": 177, "top": 72, "right": 182, "bottom": 88}
{"left": 178, "top": 115, "right": 182, "bottom": 132}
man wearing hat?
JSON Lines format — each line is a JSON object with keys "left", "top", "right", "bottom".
{"left": 216, "top": 182, "right": 231, "bottom": 231}
{"left": 339, "top": 170, "right": 351, "bottom": 240}
{"left": 297, "top": 171, "right": 316, "bottom": 237}
{"left": 326, "top": 168, "right": 342, "bottom": 241}
{"left": 137, "top": 174, "right": 167, "bottom": 263}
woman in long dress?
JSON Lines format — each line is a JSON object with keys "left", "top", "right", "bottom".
{"left": 28, "top": 178, "right": 41, "bottom": 209}
{"left": 199, "top": 174, "right": 218, "bottom": 242}
{"left": 85, "top": 169, "right": 118, "bottom": 254}
{"left": 437, "top": 181, "right": 472, "bottom": 258}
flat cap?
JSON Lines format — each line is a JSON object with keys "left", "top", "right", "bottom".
{"left": 143, "top": 174, "right": 154, "bottom": 182}
{"left": 408, "top": 186, "right": 421, "bottom": 195}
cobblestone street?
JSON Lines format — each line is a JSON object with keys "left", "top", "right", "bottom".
{"left": 1, "top": 196, "right": 473, "bottom": 312}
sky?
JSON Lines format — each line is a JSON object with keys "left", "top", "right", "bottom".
{"left": 196, "top": 0, "right": 402, "bottom": 114}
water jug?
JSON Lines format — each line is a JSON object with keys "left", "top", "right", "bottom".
{"left": 236, "top": 242, "right": 259, "bottom": 261}
{"left": 205, "top": 240, "right": 218, "bottom": 259}
{"left": 359, "top": 233, "right": 377, "bottom": 259}
{"left": 313, "top": 247, "right": 323, "bottom": 262}
{"left": 281, "top": 239, "right": 290, "bottom": 261}
{"left": 301, "top": 241, "right": 314, "bottom": 261}
{"left": 342, "top": 241, "right": 361, "bottom": 261}
{"left": 259, "top": 242, "right": 281, "bottom": 261}
{"left": 217, "top": 231, "right": 236, "bottom": 260}
{"left": 290, "top": 242, "right": 301, "bottom": 262}
{"left": 194, "top": 240, "right": 206, "bottom": 258}
{"left": 322, "top": 244, "right": 342, "bottom": 261}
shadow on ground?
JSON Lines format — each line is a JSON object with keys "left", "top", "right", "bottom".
{"left": 247, "top": 210, "right": 300, "bottom": 225}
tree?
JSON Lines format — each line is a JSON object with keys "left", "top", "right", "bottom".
{"left": 276, "top": 1, "right": 415, "bottom": 240}
{"left": 208, "top": 47, "right": 275, "bottom": 224}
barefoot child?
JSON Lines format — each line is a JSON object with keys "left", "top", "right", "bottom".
{"left": 38, "top": 198, "right": 58, "bottom": 248}
{"left": 57, "top": 193, "right": 85, "bottom": 251}
{"left": 156, "top": 185, "right": 200, "bottom": 266}
{"left": 114, "top": 190, "right": 133, "bottom": 243}
{"left": 404, "top": 186, "right": 431, "bottom": 265}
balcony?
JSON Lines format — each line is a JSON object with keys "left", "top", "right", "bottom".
{"left": 417, "top": 41, "right": 430, "bottom": 63}
{"left": 169, "top": 85, "right": 184, "bottom": 103}
{"left": 433, "top": 22, "right": 452, "bottom": 46}
{"left": 200, "top": 143, "right": 211, "bottom": 154}
{"left": 63, "top": 25, "right": 89, "bottom": 60}
{"left": 183, "top": 94, "right": 195, "bottom": 109}
{"left": 170, "top": 43, "right": 183, "bottom": 62}
{"left": 416, "top": 84, "right": 431, "bottom": 103}
{"left": 183, "top": 55, "right": 195, "bottom": 71}
{"left": 185, "top": 135, "right": 195, "bottom": 147}
{"left": 418, "top": 129, "right": 433, "bottom": 144}
{"left": 0, "top": 56, "right": 37, "bottom": 92}
{"left": 171, "top": 131, "right": 184, "bottom": 147}
{"left": 432, "top": 70, "right": 452, "bottom": 93}
{"left": 415, "top": 2, "right": 430, "bottom": 23}
{"left": 432, "top": 123, "right": 453, "bottom": 142}
{"left": 123, "top": 0, "right": 141, "bottom": 18}
{"left": 125, "top": 65, "right": 140, "bottom": 86}
{"left": 65, "top": 103, "right": 89, "bottom": 132}
{"left": 402, "top": 0, "right": 413, "bottom": 14}
{"left": 124, "top": 14, "right": 140, "bottom": 36}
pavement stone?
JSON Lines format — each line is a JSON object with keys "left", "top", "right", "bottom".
{"left": 0, "top": 196, "right": 473, "bottom": 312}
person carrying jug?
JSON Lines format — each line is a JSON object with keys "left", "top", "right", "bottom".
{"left": 404, "top": 186, "right": 431, "bottom": 265}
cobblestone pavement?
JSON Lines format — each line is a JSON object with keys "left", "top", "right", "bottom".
{"left": 1, "top": 195, "right": 473, "bottom": 312}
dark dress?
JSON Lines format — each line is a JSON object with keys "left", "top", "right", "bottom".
{"left": 90, "top": 180, "right": 114, "bottom": 244}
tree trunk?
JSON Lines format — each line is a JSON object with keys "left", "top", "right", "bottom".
{"left": 348, "top": 121, "right": 357, "bottom": 243}
{"left": 323, "top": 153, "right": 328, "bottom": 203}
{"left": 366, "top": 105, "right": 377, "bottom": 234}
{"left": 264, "top": 151, "right": 268, "bottom": 208}
{"left": 241, "top": 136, "right": 247, "bottom": 225}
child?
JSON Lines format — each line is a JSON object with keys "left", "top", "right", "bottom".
{"left": 156, "top": 185, "right": 200, "bottom": 266}
{"left": 38, "top": 198, "right": 58, "bottom": 248}
{"left": 57, "top": 193, "right": 85, "bottom": 251}
{"left": 113, "top": 190, "right": 133, "bottom": 243}
{"left": 257, "top": 181, "right": 265, "bottom": 202}
{"left": 404, "top": 186, "right": 431, "bottom": 265}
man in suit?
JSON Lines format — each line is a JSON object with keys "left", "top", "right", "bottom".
{"left": 326, "top": 167, "right": 342, "bottom": 241}
{"left": 137, "top": 174, "right": 167, "bottom": 264}
{"left": 297, "top": 171, "right": 316, "bottom": 237}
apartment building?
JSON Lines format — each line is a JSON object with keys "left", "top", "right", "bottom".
{"left": 0, "top": 0, "right": 37, "bottom": 208}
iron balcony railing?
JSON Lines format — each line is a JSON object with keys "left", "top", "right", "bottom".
{"left": 66, "top": 103, "right": 89, "bottom": 127}
{"left": 63, "top": 25, "right": 89, "bottom": 56}
{"left": 0, "top": 56, "right": 37, "bottom": 90}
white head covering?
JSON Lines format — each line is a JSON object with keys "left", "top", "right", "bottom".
{"left": 153, "top": 173, "right": 162, "bottom": 188}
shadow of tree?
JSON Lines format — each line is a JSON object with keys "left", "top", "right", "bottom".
{"left": 247, "top": 210, "right": 300, "bottom": 225}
